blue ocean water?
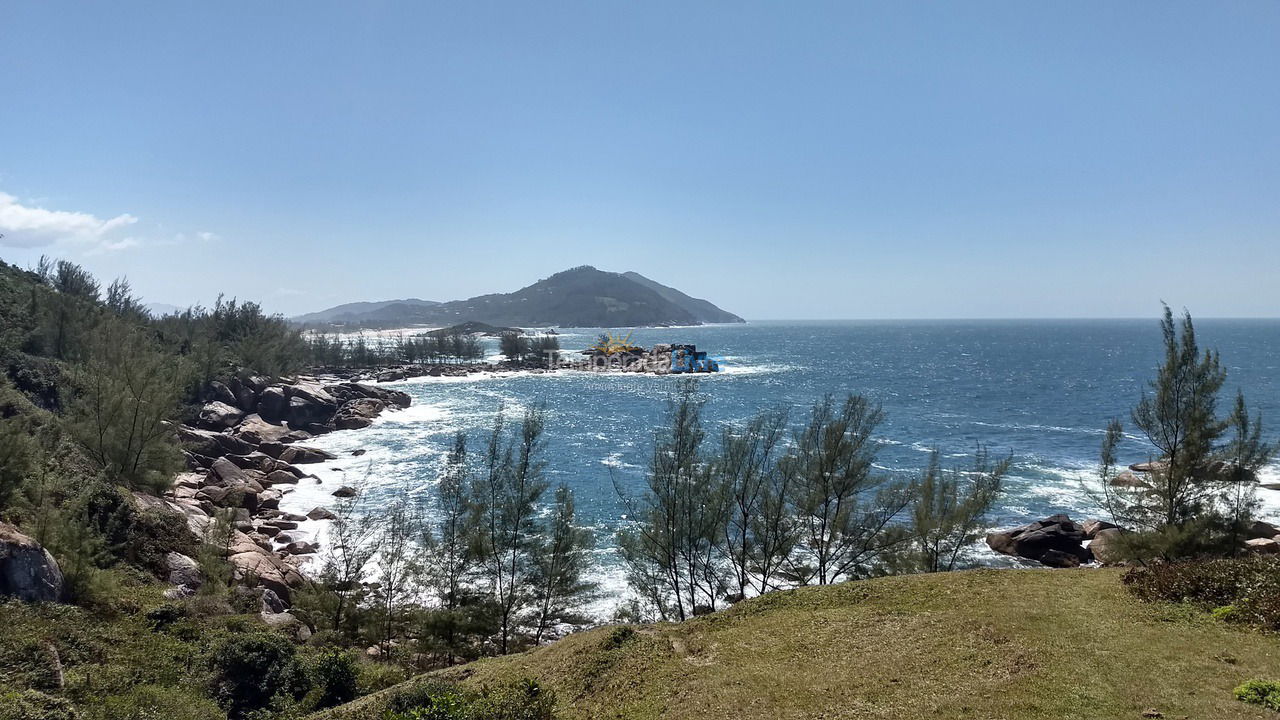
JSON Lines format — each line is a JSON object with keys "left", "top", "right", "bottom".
{"left": 282, "top": 320, "right": 1280, "bottom": 595}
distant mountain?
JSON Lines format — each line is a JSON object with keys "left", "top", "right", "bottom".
{"left": 144, "top": 302, "right": 183, "bottom": 317}
{"left": 292, "top": 266, "right": 743, "bottom": 329}
{"left": 621, "top": 271, "right": 745, "bottom": 324}
{"left": 291, "top": 298, "right": 440, "bottom": 325}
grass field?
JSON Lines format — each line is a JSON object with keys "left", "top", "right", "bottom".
{"left": 317, "top": 568, "right": 1280, "bottom": 719}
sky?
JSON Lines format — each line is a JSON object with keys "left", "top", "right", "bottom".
{"left": 1, "top": 2, "right": 1278, "bottom": 319}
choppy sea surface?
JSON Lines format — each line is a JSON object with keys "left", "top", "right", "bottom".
{"left": 279, "top": 320, "right": 1280, "bottom": 611}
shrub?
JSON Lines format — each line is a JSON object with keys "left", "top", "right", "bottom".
{"left": 383, "top": 678, "right": 556, "bottom": 720}
{"left": 0, "top": 690, "right": 79, "bottom": 720}
{"left": 145, "top": 603, "right": 187, "bottom": 631}
{"left": 311, "top": 650, "right": 360, "bottom": 709}
{"left": 1235, "top": 679, "right": 1280, "bottom": 711}
{"left": 93, "top": 685, "right": 225, "bottom": 720}
{"left": 208, "top": 632, "right": 311, "bottom": 719}
{"left": 1123, "top": 556, "right": 1280, "bottom": 630}
{"left": 357, "top": 658, "right": 409, "bottom": 695}
{"left": 600, "top": 626, "right": 635, "bottom": 650}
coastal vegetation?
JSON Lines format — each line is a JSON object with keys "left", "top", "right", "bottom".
{"left": 616, "top": 382, "right": 1011, "bottom": 620}
{"left": 1093, "top": 305, "right": 1277, "bottom": 564}
{"left": 1, "top": 254, "right": 1279, "bottom": 719}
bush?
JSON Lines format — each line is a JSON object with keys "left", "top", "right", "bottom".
{"left": 600, "top": 626, "right": 635, "bottom": 650}
{"left": 92, "top": 685, "right": 225, "bottom": 720}
{"left": 383, "top": 678, "right": 556, "bottom": 720}
{"left": 0, "top": 690, "right": 79, "bottom": 720}
{"left": 357, "top": 658, "right": 409, "bottom": 695}
{"left": 311, "top": 650, "right": 359, "bottom": 709}
{"left": 1235, "top": 679, "right": 1280, "bottom": 711}
{"left": 1123, "top": 556, "right": 1280, "bottom": 629}
{"left": 208, "top": 632, "right": 311, "bottom": 719}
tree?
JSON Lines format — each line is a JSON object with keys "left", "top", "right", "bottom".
{"left": 528, "top": 335, "right": 561, "bottom": 368}
{"left": 1100, "top": 308, "right": 1269, "bottom": 538}
{"left": 413, "top": 433, "right": 497, "bottom": 664}
{"left": 311, "top": 477, "right": 378, "bottom": 639}
{"left": 471, "top": 404, "right": 549, "bottom": 653}
{"left": 529, "top": 485, "right": 597, "bottom": 643}
{"left": 715, "top": 408, "right": 787, "bottom": 598}
{"left": 65, "top": 318, "right": 185, "bottom": 492}
{"left": 617, "top": 380, "right": 724, "bottom": 620}
{"left": 1096, "top": 306, "right": 1276, "bottom": 560}
{"left": 104, "top": 277, "right": 148, "bottom": 320}
{"left": 499, "top": 333, "right": 529, "bottom": 363}
{"left": 780, "top": 394, "right": 911, "bottom": 585}
{"left": 373, "top": 497, "right": 419, "bottom": 655}
{"left": 905, "top": 448, "right": 1009, "bottom": 573}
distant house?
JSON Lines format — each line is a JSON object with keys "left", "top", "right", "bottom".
{"left": 669, "top": 344, "right": 719, "bottom": 374}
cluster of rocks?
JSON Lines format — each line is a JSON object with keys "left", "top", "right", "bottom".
{"left": 373, "top": 364, "right": 497, "bottom": 383}
{"left": 1109, "top": 459, "right": 1260, "bottom": 491}
{"left": 1240, "top": 520, "right": 1280, "bottom": 554}
{"left": 988, "top": 513, "right": 1280, "bottom": 568}
{"left": 156, "top": 375, "right": 410, "bottom": 613}
{"left": 986, "top": 514, "right": 1126, "bottom": 568}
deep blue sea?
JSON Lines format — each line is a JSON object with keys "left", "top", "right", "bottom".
{"left": 281, "top": 320, "right": 1280, "bottom": 603}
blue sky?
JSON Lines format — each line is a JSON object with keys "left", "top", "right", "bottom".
{"left": 1, "top": 2, "right": 1278, "bottom": 318}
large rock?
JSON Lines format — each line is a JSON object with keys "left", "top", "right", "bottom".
{"left": 198, "top": 401, "right": 246, "bottom": 430}
{"left": 1246, "top": 520, "right": 1280, "bottom": 540}
{"left": 1082, "top": 519, "right": 1121, "bottom": 538}
{"left": 334, "top": 397, "right": 386, "bottom": 430}
{"left": 165, "top": 551, "right": 203, "bottom": 591}
{"left": 286, "top": 397, "right": 333, "bottom": 428}
{"left": 1109, "top": 471, "right": 1151, "bottom": 490}
{"left": 261, "top": 610, "right": 312, "bottom": 642}
{"left": 224, "top": 376, "right": 260, "bottom": 413}
{"left": 176, "top": 425, "right": 254, "bottom": 459}
{"left": 208, "top": 457, "right": 250, "bottom": 486}
{"left": 326, "top": 382, "right": 411, "bottom": 409}
{"left": 234, "top": 414, "right": 292, "bottom": 446}
{"left": 263, "top": 469, "right": 300, "bottom": 486}
{"left": 258, "top": 387, "right": 289, "bottom": 423}
{"left": 1087, "top": 528, "right": 1127, "bottom": 565}
{"left": 0, "top": 522, "right": 64, "bottom": 603}
{"left": 1246, "top": 537, "right": 1280, "bottom": 555}
{"left": 279, "top": 445, "right": 335, "bottom": 465}
{"left": 228, "top": 552, "right": 305, "bottom": 603}
{"left": 986, "top": 514, "right": 1092, "bottom": 568}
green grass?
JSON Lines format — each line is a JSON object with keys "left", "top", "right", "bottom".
{"left": 315, "top": 569, "right": 1280, "bottom": 720}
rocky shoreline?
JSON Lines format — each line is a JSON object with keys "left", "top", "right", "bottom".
{"left": 143, "top": 373, "right": 412, "bottom": 635}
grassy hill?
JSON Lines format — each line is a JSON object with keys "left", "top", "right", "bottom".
{"left": 316, "top": 568, "right": 1280, "bottom": 720}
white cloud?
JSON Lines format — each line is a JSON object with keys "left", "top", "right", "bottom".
{"left": 0, "top": 191, "right": 137, "bottom": 250}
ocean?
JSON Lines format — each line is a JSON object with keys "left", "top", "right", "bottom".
{"left": 278, "top": 319, "right": 1280, "bottom": 610}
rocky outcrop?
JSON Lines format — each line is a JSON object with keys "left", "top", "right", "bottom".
{"left": 0, "top": 522, "right": 65, "bottom": 603}
{"left": 986, "top": 514, "right": 1093, "bottom": 568}
{"left": 159, "top": 374, "right": 410, "bottom": 610}
{"left": 334, "top": 398, "right": 386, "bottom": 430}
{"left": 197, "top": 401, "right": 245, "bottom": 429}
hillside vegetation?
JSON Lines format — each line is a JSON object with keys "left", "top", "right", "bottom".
{"left": 318, "top": 568, "right": 1280, "bottom": 720}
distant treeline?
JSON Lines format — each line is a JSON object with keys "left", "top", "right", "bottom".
{"left": 303, "top": 331, "right": 561, "bottom": 369}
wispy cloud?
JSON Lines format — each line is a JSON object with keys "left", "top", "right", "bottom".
{"left": 0, "top": 191, "right": 137, "bottom": 251}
